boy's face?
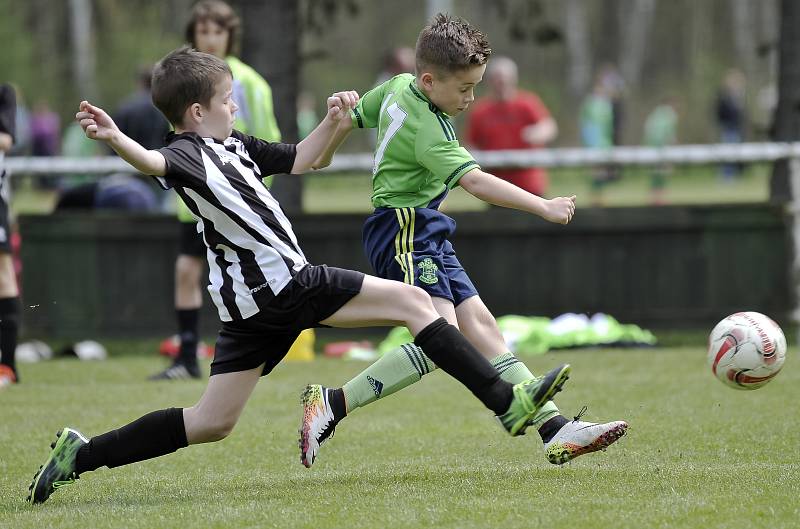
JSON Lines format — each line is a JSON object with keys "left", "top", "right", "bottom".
{"left": 193, "top": 74, "right": 238, "bottom": 140}
{"left": 194, "top": 19, "right": 229, "bottom": 58}
{"left": 421, "top": 64, "right": 486, "bottom": 117}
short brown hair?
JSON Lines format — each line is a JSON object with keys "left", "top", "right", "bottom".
{"left": 151, "top": 46, "right": 232, "bottom": 126}
{"left": 185, "top": 0, "right": 240, "bottom": 56}
{"left": 415, "top": 13, "right": 491, "bottom": 76}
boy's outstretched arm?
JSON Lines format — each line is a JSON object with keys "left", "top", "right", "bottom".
{"left": 459, "top": 168, "right": 576, "bottom": 225}
{"left": 76, "top": 100, "right": 166, "bottom": 176}
{"left": 311, "top": 116, "right": 353, "bottom": 170}
{"left": 293, "top": 91, "right": 358, "bottom": 174}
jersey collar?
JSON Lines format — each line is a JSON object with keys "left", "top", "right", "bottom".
{"left": 409, "top": 81, "right": 448, "bottom": 117}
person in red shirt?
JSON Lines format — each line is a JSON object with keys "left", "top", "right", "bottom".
{"left": 466, "top": 56, "right": 557, "bottom": 196}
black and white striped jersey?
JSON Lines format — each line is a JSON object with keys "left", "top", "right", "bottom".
{"left": 155, "top": 130, "right": 307, "bottom": 322}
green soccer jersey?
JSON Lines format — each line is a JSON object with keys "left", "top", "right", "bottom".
{"left": 351, "top": 73, "right": 479, "bottom": 208}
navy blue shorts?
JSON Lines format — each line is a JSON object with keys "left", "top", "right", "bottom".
{"left": 363, "top": 207, "right": 478, "bottom": 306}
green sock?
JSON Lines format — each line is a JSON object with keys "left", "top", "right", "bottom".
{"left": 491, "top": 352, "right": 560, "bottom": 429}
{"left": 342, "top": 344, "right": 437, "bottom": 413}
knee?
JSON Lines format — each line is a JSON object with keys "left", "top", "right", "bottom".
{"left": 188, "top": 410, "right": 237, "bottom": 442}
{"left": 401, "top": 285, "right": 434, "bottom": 311}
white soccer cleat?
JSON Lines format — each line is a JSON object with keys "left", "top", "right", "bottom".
{"left": 298, "top": 385, "right": 338, "bottom": 468}
{"left": 544, "top": 416, "right": 628, "bottom": 465}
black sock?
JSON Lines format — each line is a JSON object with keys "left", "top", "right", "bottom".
{"left": 414, "top": 318, "right": 512, "bottom": 415}
{"left": 176, "top": 309, "right": 200, "bottom": 365}
{"left": 538, "top": 414, "right": 569, "bottom": 443}
{"left": 0, "top": 296, "right": 20, "bottom": 379}
{"left": 75, "top": 407, "right": 188, "bottom": 474}
{"left": 329, "top": 388, "right": 347, "bottom": 421}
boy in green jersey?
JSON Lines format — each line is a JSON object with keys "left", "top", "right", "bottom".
{"left": 299, "top": 13, "right": 628, "bottom": 467}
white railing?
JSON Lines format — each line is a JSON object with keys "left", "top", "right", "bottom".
{"left": 7, "top": 142, "right": 800, "bottom": 174}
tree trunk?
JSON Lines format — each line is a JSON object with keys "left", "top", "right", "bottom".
{"left": 564, "top": 0, "right": 591, "bottom": 99}
{"left": 617, "top": 0, "right": 655, "bottom": 88}
{"left": 732, "top": 0, "right": 757, "bottom": 76}
{"left": 68, "top": 0, "right": 95, "bottom": 102}
{"left": 236, "top": 0, "right": 302, "bottom": 213}
{"left": 770, "top": 0, "right": 800, "bottom": 202}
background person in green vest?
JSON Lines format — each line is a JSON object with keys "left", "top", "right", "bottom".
{"left": 643, "top": 97, "right": 678, "bottom": 205}
{"left": 151, "top": 0, "right": 282, "bottom": 380}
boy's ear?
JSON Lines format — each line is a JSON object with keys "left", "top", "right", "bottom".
{"left": 419, "top": 72, "right": 435, "bottom": 91}
{"left": 186, "top": 103, "right": 203, "bottom": 124}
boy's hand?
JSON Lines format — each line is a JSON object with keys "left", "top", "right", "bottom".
{"left": 76, "top": 100, "right": 119, "bottom": 141}
{"left": 543, "top": 195, "right": 577, "bottom": 225}
{"left": 326, "top": 91, "right": 359, "bottom": 122}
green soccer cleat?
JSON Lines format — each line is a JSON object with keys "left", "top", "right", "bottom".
{"left": 497, "top": 364, "right": 571, "bottom": 436}
{"left": 27, "top": 427, "right": 88, "bottom": 504}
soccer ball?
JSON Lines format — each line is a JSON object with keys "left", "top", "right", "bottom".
{"left": 707, "top": 311, "right": 786, "bottom": 390}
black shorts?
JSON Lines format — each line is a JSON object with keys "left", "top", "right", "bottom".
{"left": 179, "top": 221, "right": 206, "bottom": 258}
{"left": 210, "top": 264, "right": 365, "bottom": 377}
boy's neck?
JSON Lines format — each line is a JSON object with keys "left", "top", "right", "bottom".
{"left": 174, "top": 125, "right": 224, "bottom": 141}
{"left": 414, "top": 78, "right": 433, "bottom": 102}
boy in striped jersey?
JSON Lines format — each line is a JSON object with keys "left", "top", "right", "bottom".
{"left": 303, "top": 13, "right": 627, "bottom": 467}
{"left": 27, "top": 46, "right": 571, "bottom": 504}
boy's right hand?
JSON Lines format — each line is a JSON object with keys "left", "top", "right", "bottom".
{"left": 76, "top": 100, "right": 119, "bottom": 141}
{"left": 543, "top": 195, "right": 577, "bottom": 225}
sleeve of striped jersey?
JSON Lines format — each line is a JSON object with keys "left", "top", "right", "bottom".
{"left": 234, "top": 130, "right": 297, "bottom": 175}
{"left": 0, "top": 85, "right": 16, "bottom": 140}
{"left": 156, "top": 140, "right": 205, "bottom": 190}
{"left": 350, "top": 82, "right": 386, "bottom": 129}
{"left": 418, "top": 141, "right": 480, "bottom": 189}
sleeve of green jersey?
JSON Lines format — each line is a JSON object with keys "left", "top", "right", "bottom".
{"left": 350, "top": 82, "right": 387, "bottom": 129}
{"left": 419, "top": 141, "right": 480, "bottom": 189}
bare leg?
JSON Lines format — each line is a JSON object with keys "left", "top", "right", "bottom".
{"left": 183, "top": 364, "right": 264, "bottom": 443}
{"left": 320, "top": 275, "right": 440, "bottom": 335}
{"left": 454, "top": 295, "right": 508, "bottom": 359}
{"left": 0, "top": 252, "right": 19, "bottom": 383}
{"left": 175, "top": 254, "right": 203, "bottom": 309}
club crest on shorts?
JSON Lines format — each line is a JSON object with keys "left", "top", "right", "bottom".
{"left": 417, "top": 257, "right": 439, "bottom": 285}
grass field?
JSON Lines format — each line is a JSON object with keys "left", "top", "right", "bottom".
{"left": 1, "top": 346, "right": 798, "bottom": 529}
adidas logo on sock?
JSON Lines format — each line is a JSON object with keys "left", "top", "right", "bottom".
{"left": 367, "top": 376, "right": 384, "bottom": 397}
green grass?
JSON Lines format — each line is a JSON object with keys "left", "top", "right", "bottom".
{"left": 2, "top": 346, "right": 799, "bottom": 528}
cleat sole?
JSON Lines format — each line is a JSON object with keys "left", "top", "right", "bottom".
{"left": 547, "top": 422, "right": 629, "bottom": 465}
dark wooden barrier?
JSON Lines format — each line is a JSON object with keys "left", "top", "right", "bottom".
{"left": 19, "top": 203, "right": 791, "bottom": 338}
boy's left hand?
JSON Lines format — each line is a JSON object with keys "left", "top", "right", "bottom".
{"left": 543, "top": 195, "right": 577, "bottom": 225}
{"left": 326, "top": 91, "right": 359, "bottom": 122}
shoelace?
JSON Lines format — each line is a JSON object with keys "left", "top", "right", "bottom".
{"left": 513, "top": 381, "right": 536, "bottom": 414}
{"left": 52, "top": 473, "right": 78, "bottom": 489}
{"left": 573, "top": 405, "right": 588, "bottom": 422}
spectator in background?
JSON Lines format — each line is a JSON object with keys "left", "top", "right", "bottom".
{"left": 643, "top": 97, "right": 678, "bottom": 206}
{"left": 55, "top": 174, "right": 158, "bottom": 212}
{"left": 0, "top": 84, "right": 21, "bottom": 388}
{"left": 716, "top": 68, "right": 746, "bottom": 180}
{"left": 598, "top": 63, "right": 625, "bottom": 147}
{"left": 30, "top": 99, "right": 62, "bottom": 189}
{"left": 466, "top": 56, "right": 557, "bottom": 196}
{"left": 113, "top": 65, "right": 172, "bottom": 209}
{"left": 30, "top": 100, "right": 60, "bottom": 157}
{"left": 376, "top": 46, "right": 416, "bottom": 85}
{"left": 114, "top": 66, "right": 171, "bottom": 151}
{"left": 580, "top": 71, "right": 616, "bottom": 205}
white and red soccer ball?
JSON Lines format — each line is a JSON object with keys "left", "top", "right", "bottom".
{"left": 707, "top": 311, "right": 786, "bottom": 390}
